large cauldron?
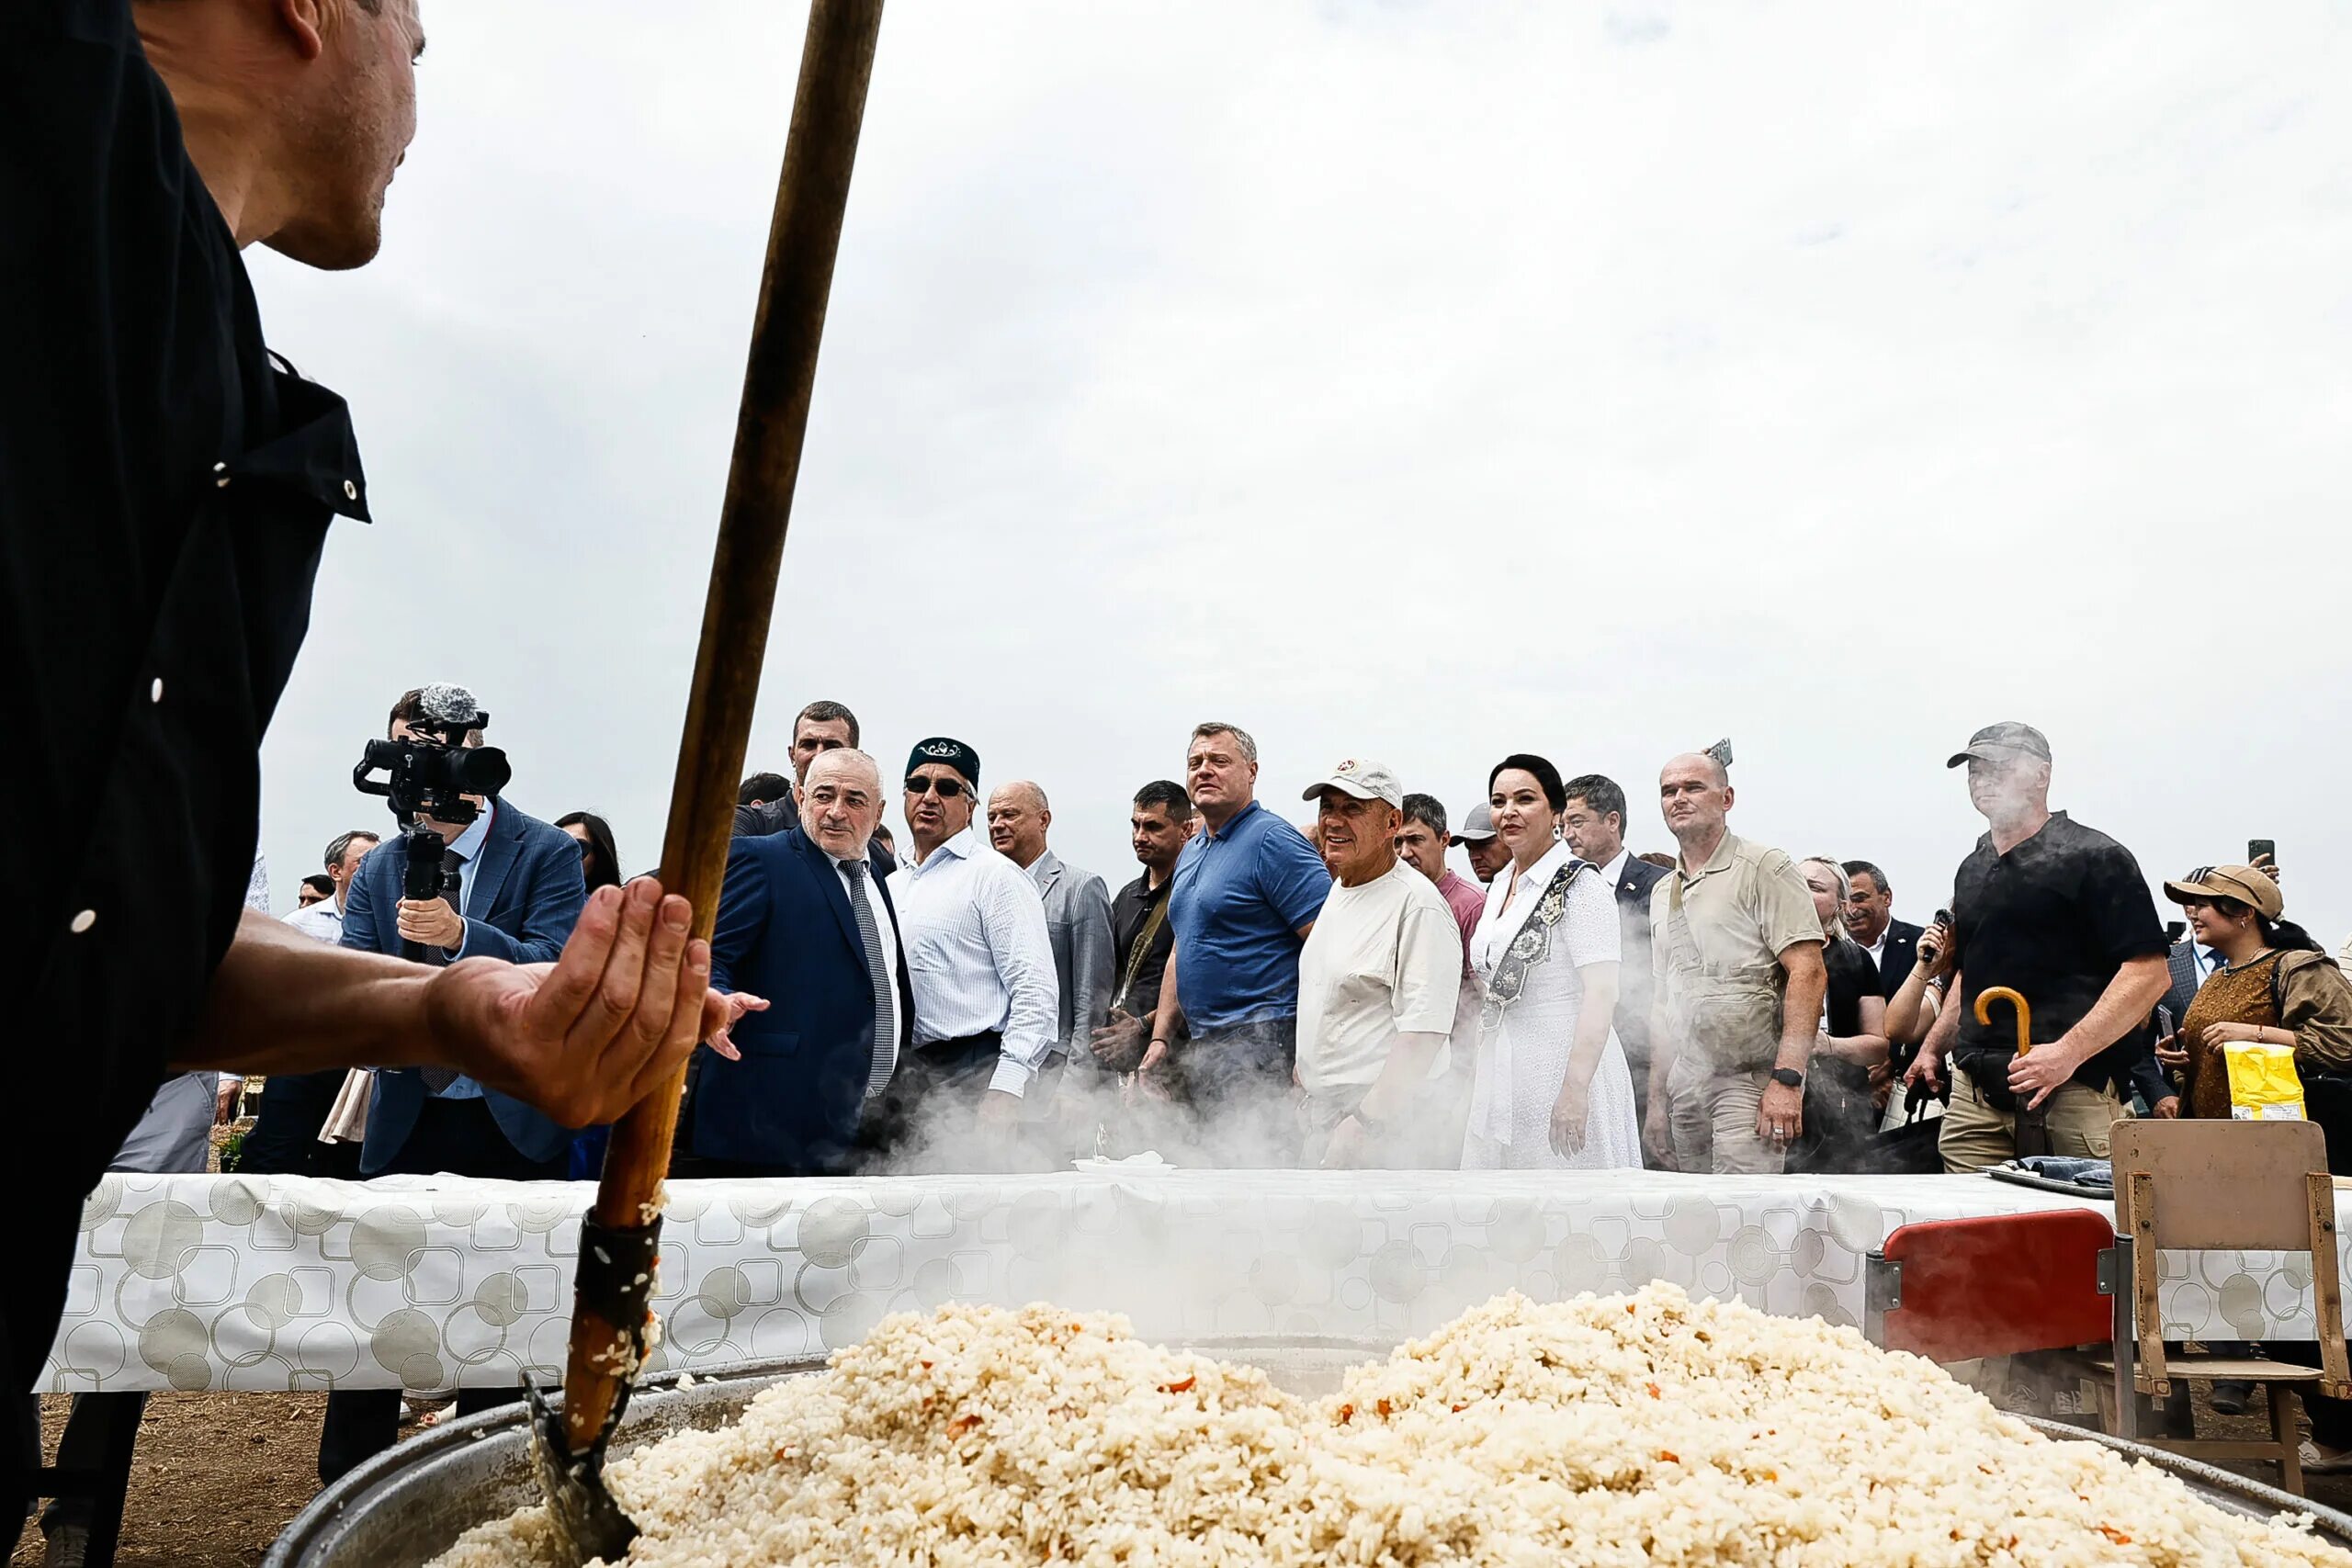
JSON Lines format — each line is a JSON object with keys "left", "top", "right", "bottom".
{"left": 266, "top": 1337, "right": 2352, "bottom": 1566}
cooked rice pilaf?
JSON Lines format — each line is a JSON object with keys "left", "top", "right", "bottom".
{"left": 431, "top": 1282, "right": 2351, "bottom": 1566}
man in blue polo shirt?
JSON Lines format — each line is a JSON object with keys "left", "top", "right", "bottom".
{"left": 1138, "top": 721, "right": 1329, "bottom": 1164}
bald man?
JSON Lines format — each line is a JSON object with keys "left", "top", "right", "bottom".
{"left": 1644, "top": 752, "right": 1826, "bottom": 1175}
{"left": 988, "top": 783, "right": 1114, "bottom": 1127}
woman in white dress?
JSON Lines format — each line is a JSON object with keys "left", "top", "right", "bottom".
{"left": 1461, "top": 753, "right": 1643, "bottom": 1169}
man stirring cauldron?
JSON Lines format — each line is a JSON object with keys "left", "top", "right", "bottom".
{"left": 2, "top": 0, "right": 741, "bottom": 1531}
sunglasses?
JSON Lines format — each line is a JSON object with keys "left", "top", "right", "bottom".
{"left": 904, "top": 776, "right": 970, "bottom": 799}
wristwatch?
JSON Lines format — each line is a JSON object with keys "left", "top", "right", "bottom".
{"left": 1770, "top": 1067, "right": 1805, "bottom": 1089}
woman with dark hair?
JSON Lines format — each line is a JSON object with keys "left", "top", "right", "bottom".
{"left": 2155, "top": 864, "right": 2352, "bottom": 1119}
{"left": 556, "top": 811, "right": 622, "bottom": 893}
{"left": 1460, "top": 753, "right": 1641, "bottom": 1169}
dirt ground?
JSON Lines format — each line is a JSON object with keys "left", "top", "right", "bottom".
{"left": 13, "top": 1384, "right": 2352, "bottom": 1567}
{"left": 11, "top": 1392, "right": 324, "bottom": 1567}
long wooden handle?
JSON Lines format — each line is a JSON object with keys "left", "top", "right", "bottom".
{"left": 560, "top": 0, "right": 886, "bottom": 1457}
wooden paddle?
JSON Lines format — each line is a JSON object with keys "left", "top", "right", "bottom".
{"left": 528, "top": 3, "right": 885, "bottom": 1558}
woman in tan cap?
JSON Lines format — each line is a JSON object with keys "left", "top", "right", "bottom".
{"left": 2156, "top": 864, "right": 2352, "bottom": 1120}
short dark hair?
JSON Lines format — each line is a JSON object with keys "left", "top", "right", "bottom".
{"left": 323, "top": 829, "right": 379, "bottom": 872}
{"left": 1400, "top": 792, "right": 1448, "bottom": 839}
{"left": 1133, "top": 780, "right": 1192, "bottom": 819}
{"left": 795, "top": 700, "right": 860, "bottom": 747}
{"left": 739, "top": 771, "right": 791, "bottom": 806}
{"left": 1841, "top": 860, "right": 1890, "bottom": 897}
{"left": 1489, "top": 753, "right": 1567, "bottom": 813}
{"left": 1561, "top": 773, "right": 1626, "bottom": 825}
{"left": 300, "top": 873, "right": 335, "bottom": 897}
{"left": 387, "top": 687, "right": 484, "bottom": 744}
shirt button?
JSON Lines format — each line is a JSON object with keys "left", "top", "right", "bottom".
{"left": 343, "top": 479, "right": 358, "bottom": 500}
{"left": 150, "top": 677, "right": 164, "bottom": 704}
{"left": 70, "top": 909, "right": 96, "bottom": 934}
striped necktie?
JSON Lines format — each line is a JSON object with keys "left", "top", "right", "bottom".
{"left": 840, "top": 859, "right": 898, "bottom": 1096}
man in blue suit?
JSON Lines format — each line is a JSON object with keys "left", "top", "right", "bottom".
{"left": 319, "top": 688, "right": 589, "bottom": 1483}
{"left": 676, "top": 747, "right": 913, "bottom": 1178}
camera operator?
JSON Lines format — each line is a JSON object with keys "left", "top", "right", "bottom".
{"left": 316, "top": 686, "right": 595, "bottom": 1482}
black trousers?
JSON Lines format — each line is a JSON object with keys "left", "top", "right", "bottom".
{"left": 317, "top": 1099, "right": 565, "bottom": 1486}
{"left": 1175, "top": 1015, "right": 1299, "bottom": 1168}
{"left": 858, "top": 1033, "right": 1004, "bottom": 1173}
{"left": 239, "top": 1067, "right": 360, "bottom": 1178}
{"left": 37, "top": 1392, "right": 144, "bottom": 1537}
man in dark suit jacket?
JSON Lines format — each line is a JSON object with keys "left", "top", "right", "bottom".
{"left": 319, "top": 697, "right": 589, "bottom": 1485}
{"left": 1840, "top": 860, "right": 1922, "bottom": 998}
{"left": 1562, "top": 776, "right": 1669, "bottom": 1141}
{"left": 342, "top": 795, "right": 588, "bottom": 1177}
{"left": 683, "top": 747, "right": 913, "bottom": 1177}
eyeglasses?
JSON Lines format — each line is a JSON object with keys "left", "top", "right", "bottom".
{"left": 905, "top": 776, "right": 969, "bottom": 799}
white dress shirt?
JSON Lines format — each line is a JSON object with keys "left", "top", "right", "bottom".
{"left": 1596, "top": 847, "right": 1634, "bottom": 892}
{"left": 284, "top": 900, "right": 344, "bottom": 943}
{"left": 829, "top": 845, "right": 902, "bottom": 1087}
{"left": 888, "top": 827, "right": 1059, "bottom": 1097}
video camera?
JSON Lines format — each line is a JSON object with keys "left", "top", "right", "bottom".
{"left": 353, "top": 683, "right": 512, "bottom": 827}
{"left": 352, "top": 684, "right": 514, "bottom": 963}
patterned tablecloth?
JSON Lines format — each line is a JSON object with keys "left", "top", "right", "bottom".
{"left": 40, "top": 1168, "right": 2341, "bottom": 1393}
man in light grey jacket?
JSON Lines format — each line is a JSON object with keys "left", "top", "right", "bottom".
{"left": 987, "top": 783, "right": 1114, "bottom": 1133}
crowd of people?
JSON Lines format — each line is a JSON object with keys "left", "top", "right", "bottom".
{"left": 198, "top": 701, "right": 2352, "bottom": 1203}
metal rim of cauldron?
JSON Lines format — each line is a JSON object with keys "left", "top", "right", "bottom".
{"left": 262, "top": 1356, "right": 817, "bottom": 1568}
{"left": 265, "top": 1340, "right": 2352, "bottom": 1565}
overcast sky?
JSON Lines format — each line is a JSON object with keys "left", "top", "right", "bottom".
{"left": 253, "top": 1, "right": 2352, "bottom": 952}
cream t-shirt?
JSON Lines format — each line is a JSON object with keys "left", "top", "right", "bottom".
{"left": 1296, "top": 860, "right": 1464, "bottom": 1094}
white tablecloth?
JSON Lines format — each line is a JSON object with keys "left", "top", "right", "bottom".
{"left": 40, "top": 1169, "right": 2339, "bottom": 1393}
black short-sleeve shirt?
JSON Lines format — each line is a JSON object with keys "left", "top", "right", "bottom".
{"left": 1949, "top": 812, "right": 2166, "bottom": 1089}
{"left": 3, "top": 0, "right": 367, "bottom": 1386}
{"left": 1109, "top": 872, "right": 1177, "bottom": 1021}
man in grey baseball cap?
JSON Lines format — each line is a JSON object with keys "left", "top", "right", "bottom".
{"left": 1946, "top": 721, "right": 2052, "bottom": 770}
{"left": 1294, "top": 760, "right": 1463, "bottom": 1168}
{"left": 1907, "top": 719, "right": 2170, "bottom": 1172}
{"left": 1450, "top": 801, "right": 1510, "bottom": 884}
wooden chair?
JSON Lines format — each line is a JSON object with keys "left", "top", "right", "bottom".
{"left": 2098, "top": 1119, "right": 2352, "bottom": 1495}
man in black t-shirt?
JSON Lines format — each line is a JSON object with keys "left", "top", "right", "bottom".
{"left": 3, "top": 2, "right": 740, "bottom": 1529}
{"left": 1905, "top": 724, "right": 2170, "bottom": 1172}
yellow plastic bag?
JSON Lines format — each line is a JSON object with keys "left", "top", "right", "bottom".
{"left": 2223, "top": 1041, "right": 2306, "bottom": 1121}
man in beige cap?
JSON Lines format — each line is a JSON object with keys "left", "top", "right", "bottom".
{"left": 1295, "top": 761, "right": 1464, "bottom": 1168}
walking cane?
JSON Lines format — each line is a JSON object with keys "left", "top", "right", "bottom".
{"left": 526, "top": 4, "right": 884, "bottom": 1560}
{"left": 1973, "top": 987, "right": 2051, "bottom": 1159}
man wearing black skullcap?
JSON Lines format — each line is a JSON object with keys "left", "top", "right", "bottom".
{"left": 884, "top": 739, "right": 1058, "bottom": 1160}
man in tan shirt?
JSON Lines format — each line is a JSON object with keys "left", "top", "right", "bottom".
{"left": 1645, "top": 752, "right": 1827, "bottom": 1173}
